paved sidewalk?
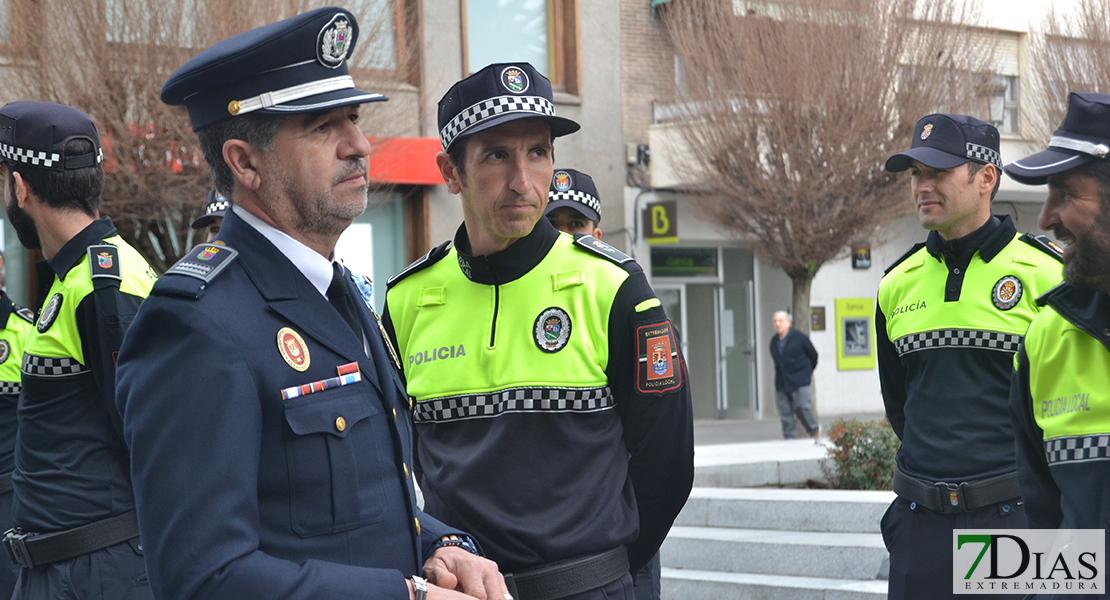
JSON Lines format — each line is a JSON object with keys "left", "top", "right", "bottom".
{"left": 694, "top": 412, "right": 888, "bottom": 446}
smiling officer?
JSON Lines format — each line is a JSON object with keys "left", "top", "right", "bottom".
{"left": 115, "top": 8, "right": 505, "bottom": 600}
{"left": 877, "top": 113, "right": 1063, "bottom": 599}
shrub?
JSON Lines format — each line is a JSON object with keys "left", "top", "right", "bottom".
{"left": 820, "top": 418, "right": 900, "bottom": 490}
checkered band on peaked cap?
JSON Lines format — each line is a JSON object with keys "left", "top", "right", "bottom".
{"left": 1005, "top": 92, "right": 1110, "bottom": 185}
{"left": 885, "top": 114, "right": 1002, "bottom": 173}
{"left": 191, "top": 188, "right": 230, "bottom": 230}
{"left": 438, "top": 62, "right": 580, "bottom": 151}
{"left": 161, "top": 7, "right": 387, "bottom": 131}
{"left": 546, "top": 168, "right": 601, "bottom": 223}
{"left": 0, "top": 101, "right": 103, "bottom": 172}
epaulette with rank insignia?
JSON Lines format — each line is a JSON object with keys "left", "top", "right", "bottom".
{"left": 573, "top": 234, "right": 634, "bottom": 266}
{"left": 13, "top": 305, "right": 33, "bottom": 324}
{"left": 88, "top": 244, "right": 122, "bottom": 289}
{"left": 883, "top": 242, "right": 927, "bottom": 275}
{"left": 387, "top": 240, "right": 451, "bottom": 289}
{"left": 1019, "top": 233, "right": 1065, "bottom": 262}
{"left": 154, "top": 243, "right": 239, "bottom": 300}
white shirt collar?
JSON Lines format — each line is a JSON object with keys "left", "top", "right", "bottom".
{"left": 232, "top": 205, "right": 336, "bottom": 298}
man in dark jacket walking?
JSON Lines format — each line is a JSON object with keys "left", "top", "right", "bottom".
{"left": 769, "top": 311, "right": 820, "bottom": 439}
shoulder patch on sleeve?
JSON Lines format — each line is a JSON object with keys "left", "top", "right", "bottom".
{"left": 387, "top": 240, "right": 451, "bottom": 289}
{"left": 573, "top": 234, "right": 634, "bottom": 266}
{"left": 154, "top": 244, "right": 239, "bottom": 300}
{"left": 1020, "top": 233, "right": 1065, "bottom": 262}
{"left": 88, "top": 244, "right": 122, "bottom": 282}
{"left": 13, "top": 306, "right": 34, "bottom": 324}
{"left": 883, "top": 242, "right": 927, "bottom": 275}
{"left": 636, "top": 320, "right": 683, "bottom": 394}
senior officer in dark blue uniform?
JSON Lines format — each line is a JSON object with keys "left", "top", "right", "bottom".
{"left": 877, "top": 114, "right": 1063, "bottom": 599}
{"left": 115, "top": 9, "right": 506, "bottom": 600}
{"left": 0, "top": 101, "right": 158, "bottom": 599}
{"left": 1006, "top": 92, "right": 1110, "bottom": 600}
{"left": 383, "top": 63, "right": 695, "bottom": 600}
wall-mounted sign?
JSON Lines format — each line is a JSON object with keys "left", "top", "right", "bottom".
{"left": 835, "top": 298, "right": 875, "bottom": 370}
{"left": 650, "top": 247, "right": 718, "bottom": 278}
{"left": 852, "top": 243, "right": 871, "bottom": 269}
{"left": 644, "top": 200, "right": 678, "bottom": 244}
{"left": 811, "top": 306, "right": 826, "bottom": 331}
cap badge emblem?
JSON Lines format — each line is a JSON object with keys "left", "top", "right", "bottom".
{"left": 277, "top": 327, "right": 311, "bottom": 371}
{"left": 533, "top": 307, "right": 571, "bottom": 353}
{"left": 318, "top": 15, "right": 352, "bottom": 68}
{"left": 553, "top": 171, "right": 572, "bottom": 192}
{"left": 921, "top": 124, "right": 933, "bottom": 140}
{"left": 992, "top": 275, "right": 1023, "bottom": 311}
{"left": 500, "top": 66, "right": 530, "bottom": 94}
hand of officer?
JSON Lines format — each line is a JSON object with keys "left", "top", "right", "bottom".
{"left": 423, "top": 546, "right": 511, "bottom": 600}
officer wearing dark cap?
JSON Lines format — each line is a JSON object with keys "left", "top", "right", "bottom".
{"left": 383, "top": 63, "right": 694, "bottom": 600}
{"left": 0, "top": 100, "right": 157, "bottom": 599}
{"left": 876, "top": 114, "right": 1063, "bottom": 599}
{"left": 191, "top": 188, "right": 229, "bottom": 242}
{"left": 115, "top": 8, "right": 505, "bottom": 600}
{"left": 1007, "top": 92, "right": 1110, "bottom": 598}
{"left": 545, "top": 168, "right": 602, "bottom": 239}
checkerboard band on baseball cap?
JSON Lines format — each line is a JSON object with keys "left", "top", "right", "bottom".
{"left": 1005, "top": 92, "right": 1110, "bottom": 186}
{"left": 438, "top": 63, "right": 580, "bottom": 151}
{"left": 191, "top": 188, "right": 230, "bottom": 230}
{"left": 885, "top": 114, "right": 1002, "bottom": 173}
{"left": 546, "top": 169, "right": 601, "bottom": 223}
{"left": 161, "top": 7, "right": 386, "bottom": 132}
{"left": 0, "top": 101, "right": 103, "bottom": 172}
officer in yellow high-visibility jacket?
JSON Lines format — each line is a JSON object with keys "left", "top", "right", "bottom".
{"left": 1006, "top": 93, "right": 1110, "bottom": 600}
{"left": 877, "top": 113, "right": 1063, "bottom": 600}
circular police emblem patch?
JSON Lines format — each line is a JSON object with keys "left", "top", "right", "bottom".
{"left": 500, "top": 66, "right": 530, "bottom": 94}
{"left": 317, "top": 14, "right": 353, "bottom": 68}
{"left": 533, "top": 307, "right": 571, "bottom": 353}
{"left": 37, "top": 293, "right": 62, "bottom": 333}
{"left": 277, "top": 327, "right": 311, "bottom": 371}
{"left": 921, "top": 123, "right": 933, "bottom": 140}
{"left": 0, "top": 340, "right": 9, "bottom": 365}
{"left": 553, "top": 171, "right": 572, "bottom": 192}
{"left": 992, "top": 275, "right": 1023, "bottom": 310}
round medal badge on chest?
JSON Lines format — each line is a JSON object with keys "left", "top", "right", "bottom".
{"left": 992, "top": 275, "right": 1023, "bottom": 310}
{"left": 37, "top": 293, "right": 63, "bottom": 333}
{"left": 277, "top": 327, "right": 311, "bottom": 371}
{"left": 533, "top": 307, "right": 572, "bottom": 353}
{"left": 0, "top": 339, "right": 9, "bottom": 364}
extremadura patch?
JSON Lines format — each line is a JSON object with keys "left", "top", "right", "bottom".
{"left": 636, "top": 321, "right": 682, "bottom": 394}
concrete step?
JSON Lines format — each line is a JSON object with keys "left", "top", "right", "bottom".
{"left": 662, "top": 567, "right": 887, "bottom": 600}
{"left": 676, "top": 487, "right": 896, "bottom": 533}
{"left": 662, "top": 526, "right": 887, "bottom": 581}
{"left": 694, "top": 439, "right": 829, "bottom": 487}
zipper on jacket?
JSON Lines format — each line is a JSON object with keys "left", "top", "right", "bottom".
{"left": 490, "top": 284, "right": 500, "bottom": 347}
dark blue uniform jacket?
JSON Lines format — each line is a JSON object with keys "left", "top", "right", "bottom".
{"left": 116, "top": 210, "right": 462, "bottom": 600}
{"left": 770, "top": 328, "right": 817, "bottom": 392}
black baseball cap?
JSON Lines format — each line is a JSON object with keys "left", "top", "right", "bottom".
{"left": 546, "top": 169, "right": 601, "bottom": 223}
{"left": 162, "top": 7, "right": 387, "bottom": 131}
{"left": 0, "top": 101, "right": 103, "bottom": 171}
{"left": 437, "top": 63, "right": 579, "bottom": 151}
{"left": 885, "top": 114, "right": 1002, "bottom": 173}
{"left": 191, "top": 188, "right": 230, "bottom": 230}
{"left": 1005, "top": 92, "right": 1110, "bottom": 185}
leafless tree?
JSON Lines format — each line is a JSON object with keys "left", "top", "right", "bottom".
{"left": 1025, "top": 0, "right": 1110, "bottom": 144}
{"left": 659, "top": 0, "right": 997, "bottom": 332}
{"left": 7, "top": 0, "right": 418, "bottom": 273}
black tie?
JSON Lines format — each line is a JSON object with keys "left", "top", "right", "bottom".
{"left": 328, "top": 263, "right": 362, "bottom": 339}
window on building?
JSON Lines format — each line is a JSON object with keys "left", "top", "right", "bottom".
{"left": 348, "top": 0, "right": 406, "bottom": 74}
{"left": 464, "top": 0, "right": 579, "bottom": 95}
{"left": 989, "top": 75, "right": 1020, "bottom": 135}
{"left": 105, "top": 0, "right": 204, "bottom": 47}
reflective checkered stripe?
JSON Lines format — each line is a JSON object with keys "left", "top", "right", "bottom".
{"left": 21, "top": 353, "right": 89, "bottom": 377}
{"left": 414, "top": 386, "right": 613, "bottom": 423}
{"left": 549, "top": 190, "right": 601, "bottom": 215}
{"left": 1044, "top": 434, "right": 1110, "bottom": 465}
{"left": 0, "top": 381, "right": 19, "bottom": 394}
{"left": 0, "top": 143, "right": 103, "bottom": 169}
{"left": 440, "top": 95, "right": 556, "bottom": 149}
{"left": 966, "top": 142, "right": 1002, "bottom": 169}
{"left": 894, "top": 329, "right": 1023, "bottom": 356}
